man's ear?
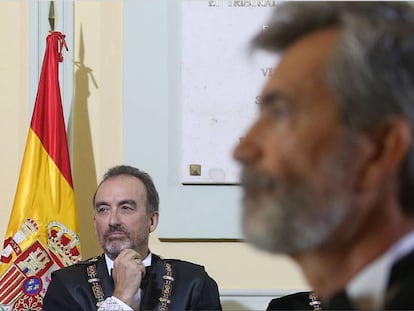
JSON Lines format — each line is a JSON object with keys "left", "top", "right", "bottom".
{"left": 149, "top": 211, "right": 159, "bottom": 233}
{"left": 358, "top": 116, "right": 412, "bottom": 191}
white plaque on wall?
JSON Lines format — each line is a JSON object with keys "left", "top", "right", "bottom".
{"left": 180, "top": 0, "right": 278, "bottom": 184}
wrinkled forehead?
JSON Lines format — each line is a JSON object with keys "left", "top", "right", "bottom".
{"left": 94, "top": 175, "right": 147, "bottom": 204}
{"left": 262, "top": 27, "right": 341, "bottom": 101}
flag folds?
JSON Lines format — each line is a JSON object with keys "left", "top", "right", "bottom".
{"left": 0, "top": 31, "right": 81, "bottom": 311}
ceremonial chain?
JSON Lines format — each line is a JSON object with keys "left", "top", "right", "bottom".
{"left": 87, "top": 258, "right": 175, "bottom": 311}
{"left": 158, "top": 262, "right": 174, "bottom": 311}
{"left": 309, "top": 292, "right": 322, "bottom": 311}
{"left": 86, "top": 262, "right": 105, "bottom": 308}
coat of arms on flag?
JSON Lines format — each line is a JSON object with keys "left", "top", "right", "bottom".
{"left": 0, "top": 31, "right": 81, "bottom": 311}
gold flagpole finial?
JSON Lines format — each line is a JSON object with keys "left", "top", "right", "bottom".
{"left": 49, "top": 1, "right": 55, "bottom": 31}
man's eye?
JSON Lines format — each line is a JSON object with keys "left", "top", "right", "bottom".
{"left": 267, "top": 102, "right": 290, "bottom": 116}
{"left": 260, "top": 93, "right": 292, "bottom": 118}
{"left": 96, "top": 206, "right": 108, "bottom": 213}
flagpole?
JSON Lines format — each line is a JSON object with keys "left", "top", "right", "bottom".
{"left": 49, "top": 1, "right": 55, "bottom": 31}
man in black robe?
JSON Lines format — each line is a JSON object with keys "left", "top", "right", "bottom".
{"left": 43, "top": 165, "right": 221, "bottom": 310}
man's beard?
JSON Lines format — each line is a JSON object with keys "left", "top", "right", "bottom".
{"left": 100, "top": 223, "right": 150, "bottom": 260}
{"left": 241, "top": 150, "right": 352, "bottom": 254}
{"left": 102, "top": 224, "right": 132, "bottom": 259}
{"left": 104, "top": 239, "right": 132, "bottom": 259}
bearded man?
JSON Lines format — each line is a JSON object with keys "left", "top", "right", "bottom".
{"left": 234, "top": 2, "right": 414, "bottom": 310}
{"left": 43, "top": 165, "right": 221, "bottom": 311}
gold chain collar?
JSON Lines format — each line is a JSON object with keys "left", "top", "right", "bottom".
{"left": 309, "top": 292, "right": 322, "bottom": 311}
{"left": 86, "top": 262, "right": 105, "bottom": 308}
{"left": 86, "top": 259, "right": 175, "bottom": 311}
{"left": 158, "top": 262, "right": 174, "bottom": 311}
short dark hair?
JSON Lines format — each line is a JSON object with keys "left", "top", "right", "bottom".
{"left": 93, "top": 165, "right": 159, "bottom": 213}
{"left": 252, "top": 1, "right": 414, "bottom": 213}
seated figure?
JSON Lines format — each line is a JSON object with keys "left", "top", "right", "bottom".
{"left": 267, "top": 291, "right": 323, "bottom": 310}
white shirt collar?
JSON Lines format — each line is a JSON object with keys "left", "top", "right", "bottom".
{"left": 104, "top": 251, "right": 152, "bottom": 276}
{"left": 347, "top": 230, "right": 414, "bottom": 310}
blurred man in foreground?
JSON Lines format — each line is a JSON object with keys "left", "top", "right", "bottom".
{"left": 234, "top": 2, "right": 414, "bottom": 309}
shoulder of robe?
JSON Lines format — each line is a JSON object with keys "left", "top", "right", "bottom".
{"left": 75, "top": 255, "right": 101, "bottom": 265}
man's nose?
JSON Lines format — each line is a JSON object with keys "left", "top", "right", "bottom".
{"left": 233, "top": 123, "right": 263, "bottom": 165}
{"left": 108, "top": 208, "right": 120, "bottom": 225}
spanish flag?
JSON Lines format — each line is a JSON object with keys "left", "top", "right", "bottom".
{"left": 0, "top": 32, "right": 81, "bottom": 311}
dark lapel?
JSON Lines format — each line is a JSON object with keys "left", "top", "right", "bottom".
{"left": 95, "top": 254, "right": 115, "bottom": 298}
{"left": 140, "top": 254, "right": 163, "bottom": 310}
{"left": 324, "top": 290, "right": 355, "bottom": 310}
{"left": 385, "top": 248, "right": 414, "bottom": 309}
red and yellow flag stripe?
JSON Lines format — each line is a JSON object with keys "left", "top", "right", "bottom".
{"left": 0, "top": 32, "right": 80, "bottom": 310}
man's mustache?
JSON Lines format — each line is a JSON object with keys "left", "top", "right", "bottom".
{"left": 106, "top": 224, "right": 128, "bottom": 235}
{"left": 241, "top": 168, "right": 276, "bottom": 191}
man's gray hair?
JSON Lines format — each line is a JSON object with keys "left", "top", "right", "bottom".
{"left": 252, "top": 2, "right": 414, "bottom": 213}
{"left": 93, "top": 165, "right": 159, "bottom": 213}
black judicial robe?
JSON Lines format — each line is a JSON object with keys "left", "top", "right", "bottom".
{"left": 267, "top": 291, "right": 323, "bottom": 310}
{"left": 42, "top": 253, "right": 222, "bottom": 311}
{"left": 325, "top": 249, "right": 414, "bottom": 310}
{"left": 267, "top": 250, "right": 414, "bottom": 310}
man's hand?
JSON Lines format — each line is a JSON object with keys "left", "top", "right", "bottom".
{"left": 112, "top": 249, "right": 145, "bottom": 307}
